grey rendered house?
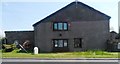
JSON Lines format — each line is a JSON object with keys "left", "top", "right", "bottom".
{"left": 5, "top": 1, "right": 111, "bottom": 52}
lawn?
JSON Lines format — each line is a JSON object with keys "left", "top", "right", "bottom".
{"left": 1, "top": 50, "right": 120, "bottom": 58}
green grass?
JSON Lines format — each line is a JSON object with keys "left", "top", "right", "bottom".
{"left": 1, "top": 50, "right": 120, "bottom": 58}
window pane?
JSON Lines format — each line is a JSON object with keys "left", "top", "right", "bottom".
{"left": 63, "top": 23, "right": 67, "bottom": 30}
{"left": 54, "top": 40, "right": 58, "bottom": 47}
{"left": 64, "top": 40, "right": 68, "bottom": 47}
{"left": 58, "top": 23, "right": 63, "bottom": 30}
{"left": 58, "top": 40, "right": 63, "bottom": 47}
{"left": 54, "top": 23, "right": 57, "bottom": 30}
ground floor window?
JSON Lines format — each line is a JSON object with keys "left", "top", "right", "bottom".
{"left": 53, "top": 39, "right": 68, "bottom": 48}
{"left": 74, "top": 38, "right": 82, "bottom": 48}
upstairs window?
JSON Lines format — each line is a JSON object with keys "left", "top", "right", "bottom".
{"left": 53, "top": 22, "right": 68, "bottom": 31}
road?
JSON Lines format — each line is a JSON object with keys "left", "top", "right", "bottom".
{"left": 2, "top": 58, "right": 120, "bottom": 64}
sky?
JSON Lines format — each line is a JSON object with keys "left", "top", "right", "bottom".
{"left": 0, "top": 0, "right": 120, "bottom": 37}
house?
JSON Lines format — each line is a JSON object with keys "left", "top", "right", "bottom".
{"left": 5, "top": 1, "right": 111, "bottom": 52}
{"left": 107, "top": 31, "right": 120, "bottom": 52}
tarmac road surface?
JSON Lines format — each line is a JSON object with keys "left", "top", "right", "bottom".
{"left": 2, "top": 58, "right": 120, "bottom": 64}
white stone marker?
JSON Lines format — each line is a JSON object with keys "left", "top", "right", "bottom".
{"left": 34, "top": 47, "right": 39, "bottom": 54}
{"left": 118, "top": 43, "right": 120, "bottom": 49}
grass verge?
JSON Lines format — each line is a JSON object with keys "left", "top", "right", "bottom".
{"left": 2, "top": 50, "right": 119, "bottom": 58}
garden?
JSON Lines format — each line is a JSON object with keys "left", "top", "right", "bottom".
{"left": 1, "top": 44, "right": 119, "bottom": 58}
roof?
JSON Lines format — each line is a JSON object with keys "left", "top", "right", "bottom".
{"left": 33, "top": 1, "right": 111, "bottom": 27}
{"left": 110, "top": 31, "right": 117, "bottom": 34}
{"left": 5, "top": 31, "right": 34, "bottom": 33}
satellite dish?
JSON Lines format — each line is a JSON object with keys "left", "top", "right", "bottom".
{"left": 14, "top": 40, "right": 19, "bottom": 46}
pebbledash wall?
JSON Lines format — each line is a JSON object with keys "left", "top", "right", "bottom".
{"left": 5, "top": 1, "right": 111, "bottom": 52}
{"left": 34, "top": 21, "right": 109, "bottom": 52}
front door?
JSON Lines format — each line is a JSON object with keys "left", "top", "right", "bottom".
{"left": 52, "top": 39, "right": 69, "bottom": 52}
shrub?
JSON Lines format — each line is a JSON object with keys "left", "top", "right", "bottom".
{"left": 2, "top": 44, "right": 17, "bottom": 52}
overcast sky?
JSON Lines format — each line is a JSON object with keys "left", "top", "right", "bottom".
{"left": 1, "top": 0, "right": 119, "bottom": 37}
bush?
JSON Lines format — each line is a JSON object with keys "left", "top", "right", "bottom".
{"left": 2, "top": 44, "right": 17, "bottom": 52}
{"left": 4, "top": 48, "right": 13, "bottom": 52}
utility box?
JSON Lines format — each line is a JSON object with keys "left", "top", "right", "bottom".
{"left": 34, "top": 47, "right": 38, "bottom": 54}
